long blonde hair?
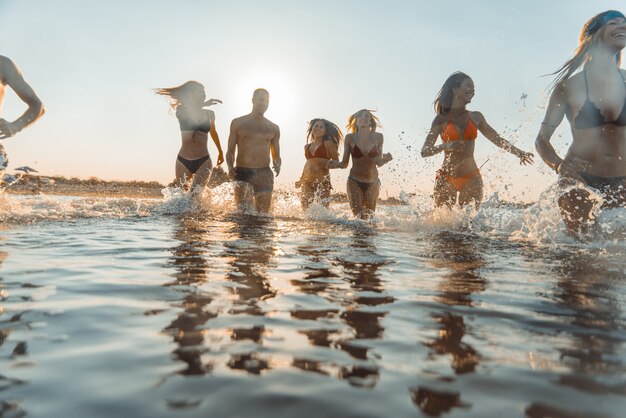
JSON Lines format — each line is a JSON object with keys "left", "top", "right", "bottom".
{"left": 346, "top": 109, "right": 381, "bottom": 133}
{"left": 550, "top": 10, "right": 625, "bottom": 90}
{"left": 154, "top": 81, "right": 204, "bottom": 109}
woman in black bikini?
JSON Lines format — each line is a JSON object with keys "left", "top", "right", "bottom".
{"left": 296, "top": 118, "right": 342, "bottom": 209}
{"left": 155, "top": 81, "right": 224, "bottom": 191}
{"left": 328, "top": 109, "right": 392, "bottom": 219}
{"left": 535, "top": 10, "right": 626, "bottom": 237}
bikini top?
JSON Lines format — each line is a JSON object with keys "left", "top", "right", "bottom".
{"left": 573, "top": 70, "right": 626, "bottom": 129}
{"left": 305, "top": 140, "right": 331, "bottom": 160}
{"left": 350, "top": 134, "right": 379, "bottom": 159}
{"left": 351, "top": 143, "right": 379, "bottom": 158}
{"left": 177, "top": 108, "right": 212, "bottom": 133}
{"left": 441, "top": 115, "right": 478, "bottom": 142}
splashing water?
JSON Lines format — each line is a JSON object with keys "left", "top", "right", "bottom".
{"left": 1, "top": 177, "right": 626, "bottom": 249}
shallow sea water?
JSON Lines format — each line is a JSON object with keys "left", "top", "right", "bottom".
{"left": 1, "top": 185, "right": 625, "bottom": 417}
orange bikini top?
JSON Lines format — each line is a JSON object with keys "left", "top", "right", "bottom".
{"left": 441, "top": 116, "right": 478, "bottom": 142}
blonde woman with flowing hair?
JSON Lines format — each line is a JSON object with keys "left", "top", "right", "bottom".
{"left": 535, "top": 10, "right": 626, "bottom": 237}
{"left": 155, "top": 81, "right": 224, "bottom": 192}
{"left": 328, "top": 109, "right": 392, "bottom": 219}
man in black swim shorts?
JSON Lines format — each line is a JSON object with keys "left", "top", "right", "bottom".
{"left": 226, "top": 89, "right": 281, "bottom": 213}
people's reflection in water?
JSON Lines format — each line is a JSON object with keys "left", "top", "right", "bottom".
{"left": 0, "top": 248, "right": 8, "bottom": 350}
{"left": 424, "top": 232, "right": 486, "bottom": 375}
{"left": 163, "top": 216, "right": 218, "bottom": 376}
{"left": 334, "top": 226, "right": 393, "bottom": 388}
{"left": 290, "top": 234, "right": 341, "bottom": 376}
{"left": 541, "top": 250, "right": 623, "bottom": 398}
{"left": 519, "top": 248, "right": 625, "bottom": 417}
{"left": 0, "top": 243, "right": 29, "bottom": 418}
{"left": 408, "top": 232, "right": 486, "bottom": 415}
{"left": 222, "top": 214, "right": 277, "bottom": 375}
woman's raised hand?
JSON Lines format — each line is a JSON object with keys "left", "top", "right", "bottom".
{"left": 203, "top": 98, "right": 223, "bottom": 107}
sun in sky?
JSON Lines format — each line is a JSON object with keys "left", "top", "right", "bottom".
{"left": 229, "top": 70, "right": 297, "bottom": 122}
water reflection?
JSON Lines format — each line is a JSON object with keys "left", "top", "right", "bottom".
{"left": 423, "top": 232, "right": 486, "bottom": 375}
{"left": 523, "top": 248, "right": 625, "bottom": 416}
{"left": 291, "top": 233, "right": 341, "bottom": 376}
{"left": 551, "top": 252, "right": 623, "bottom": 375}
{"left": 222, "top": 214, "right": 277, "bottom": 375}
{"left": 337, "top": 227, "right": 394, "bottom": 387}
{"left": 223, "top": 215, "right": 277, "bottom": 317}
{"left": 289, "top": 224, "right": 395, "bottom": 387}
{"left": 409, "top": 232, "right": 486, "bottom": 416}
{"left": 0, "top": 230, "right": 29, "bottom": 418}
{"left": 410, "top": 386, "right": 471, "bottom": 417}
{"left": 334, "top": 226, "right": 393, "bottom": 388}
{"left": 163, "top": 216, "right": 217, "bottom": 376}
{"left": 0, "top": 244, "right": 8, "bottom": 352}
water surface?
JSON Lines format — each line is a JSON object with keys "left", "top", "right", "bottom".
{"left": 1, "top": 189, "right": 625, "bottom": 417}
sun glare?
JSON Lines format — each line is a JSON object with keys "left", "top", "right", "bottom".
{"left": 230, "top": 71, "right": 297, "bottom": 122}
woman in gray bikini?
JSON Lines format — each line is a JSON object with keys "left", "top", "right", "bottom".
{"left": 155, "top": 81, "right": 224, "bottom": 191}
{"left": 535, "top": 10, "right": 626, "bottom": 237}
{"left": 328, "top": 109, "right": 392, "bottom": 219}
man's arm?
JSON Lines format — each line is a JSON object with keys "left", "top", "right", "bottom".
{"left": 270, "top": 125, "right": 281, "bottom": 176}
{"left": 0, "top": 57, "right": 45, "bottom": 139}
{"left": 225, "top": 119, "right": 238, "bottom": 177}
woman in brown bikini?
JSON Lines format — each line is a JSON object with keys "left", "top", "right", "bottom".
{"left": 296, "top": 118, "right": 342, "bottom": 209}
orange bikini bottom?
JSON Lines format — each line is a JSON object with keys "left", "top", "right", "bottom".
{"left": 437, "top": 168, "right": 480, "bottom": 192}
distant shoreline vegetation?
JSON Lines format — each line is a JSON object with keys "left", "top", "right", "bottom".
{"left": 3, "top": 167, "right": 411, "bottom": 205}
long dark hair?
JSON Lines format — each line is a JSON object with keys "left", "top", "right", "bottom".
{"left": 433, "top": 72, "right": 471, "bottom": 115}
{"left": 346, "top": 109, "right": 381, "bottom": 133}
{"left": 549, "top": 10, "right": 625, "bottom": 91}
{"left": 306, "top": 118, "right": 343, "bottom": 145}
{"left": 154, "top": 81, "right": 204, "bottom": 109}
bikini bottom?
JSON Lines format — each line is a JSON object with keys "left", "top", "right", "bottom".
{"left": 437, "top": 168, "right": 481, "bottom": 192}
{"left": 348, "top": 176, "right": 380, "bottom": 193}
{"left": 177, "top": 154, "right": 211, "bottom": 174}
{"left": 579, "top": 172, "right": 626, "bottom": 207}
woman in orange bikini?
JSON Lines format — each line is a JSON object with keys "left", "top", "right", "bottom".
{"left": 155, "top": 81, "right": 224, "bottom": 192}
{"left": 296, "top": 118, "right": 342, "bottom": 209}
{"left": 421, "top": 72, "right": 534, "bottom": 208}
{"left": 328, "top": 109, "right": 392, "bottom": 218}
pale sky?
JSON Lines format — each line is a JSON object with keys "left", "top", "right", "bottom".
{"left": 1, "top": 0, "right": 624, "bottom": 202}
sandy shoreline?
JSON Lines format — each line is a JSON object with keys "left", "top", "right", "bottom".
{"left": 2, "top": 170, "right": 409, "bottom": 204}
{"left": 4, "top": 175, "right": 166, "bottom": 199}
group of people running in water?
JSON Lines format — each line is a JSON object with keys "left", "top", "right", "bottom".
{"left": 1, "top": 10, "right": 626, "bottom": 239}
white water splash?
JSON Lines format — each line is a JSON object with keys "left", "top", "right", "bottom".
{"left": 2, "top": 178, "right": 626, "bottom": 249}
